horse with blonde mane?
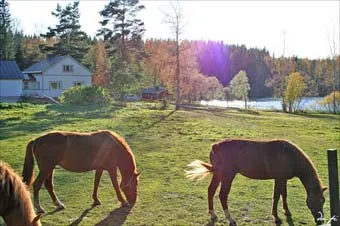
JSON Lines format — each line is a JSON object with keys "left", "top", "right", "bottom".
{"left": 0, "top": 161, "right": 41, "bottom": 226}
{"left": 186, "top": 139, "right": 327, "bottom": 225}
{"left": 22, "top": 130, "right": 140, "bottom": 214}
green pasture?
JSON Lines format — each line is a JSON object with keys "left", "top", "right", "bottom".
{"left": 0, "top": 103, "right": 339, "bottom": 226}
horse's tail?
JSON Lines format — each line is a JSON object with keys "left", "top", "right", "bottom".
{"left": 22, "top": 139, "right": 35, "bottom": 186}
{"left": 185, "top": 160, "right": 213, "bottom": 181}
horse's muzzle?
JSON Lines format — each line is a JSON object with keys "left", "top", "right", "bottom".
{"left": 315, "top": 219, "right": 324, "bottom": 225}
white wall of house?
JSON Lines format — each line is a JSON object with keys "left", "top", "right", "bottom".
{"left": 33, "top": 74, "right": 91, "bottom": 97}
{"left": 23, "top": 56, "right": 92, "bottom": 98}
{"left": 0, "top": 80, "right": 23, "bottom": 96}
{"left": 44, "top": 56, "right": 92, "bottom": 77}
{"left": 0, "top": 79, "right": 23, "bottom": 102}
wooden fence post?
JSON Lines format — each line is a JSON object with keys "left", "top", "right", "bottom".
{"left": 327, "top": 149, "right": 339, "bottom": 226}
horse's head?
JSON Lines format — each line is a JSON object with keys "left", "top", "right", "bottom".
{"left": 120, "top": 171, "right": 141, "bottom": 204}
{"left": 306, "top": 187, "right": 327, "bottom": 225}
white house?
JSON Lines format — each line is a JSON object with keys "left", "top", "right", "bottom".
{"left": 0, "top": 61, "right": 25, "bottom": 102}
{"left": 22, "top": 55, "right": 92, "bottom": 98}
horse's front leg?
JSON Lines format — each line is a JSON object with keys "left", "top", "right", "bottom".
{"left": 92, "top": 169, "right": 103, "bottom": 206}
{"left": 272, "top": 179, "right": 282, "bottom": 223}
{"left": 219, "top": 176, "right": 236, "bottom": 226}
{"left": 208, "top": 174, "right": 220, "bottom": 221}
{"left": 108, "top": 168, "right": 129, "bottom": 207}
{"left": 280, "top": 180, "right": 291, "bottom": 216}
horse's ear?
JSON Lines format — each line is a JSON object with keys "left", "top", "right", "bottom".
{"left": 32, "top": 214, "right": 42, "bottom": 225}
{"left": 322, "top": 187, "right": 327, "bottom": 192}
{"left": 135, "top": 171, "right": 141, "bottom": 177}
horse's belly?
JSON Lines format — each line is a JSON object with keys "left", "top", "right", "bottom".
{"left": 238, "top": 166, "right": 294, "bottom": 180}
{"left": 58, "top": 161, "right": 94, "bottom": 172}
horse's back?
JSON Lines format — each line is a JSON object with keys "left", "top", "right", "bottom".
{"left": 211, "top": 139, "right": 298, "bottom": 179}
{"left": 50, "top": 131, "right": 118, "bottom": 171}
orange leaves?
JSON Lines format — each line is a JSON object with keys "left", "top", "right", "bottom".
{"left": 92, "top": 41, "right": 110, "bottom": 88}
{"left": 144, "top": 39, "right": 224, "bottom": 101}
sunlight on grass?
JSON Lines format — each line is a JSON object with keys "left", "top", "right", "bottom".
{"left": 0, "top": 104, "right": 339, "bottom": 226}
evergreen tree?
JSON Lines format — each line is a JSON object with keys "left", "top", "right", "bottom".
{"left": 97, "top": 0, "right": 145, "bottom": 61}
{"left": 0, "top": 0, "right": 14, "bottom": 60}
{"left": 40, "top": 0, "right": 89, "bottom": 61}
{"left": 14, "top": 30, "right": 24, "bottom": 69}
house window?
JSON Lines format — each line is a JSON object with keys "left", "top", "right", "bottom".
{"left": 23, "top": 81, "right": 39, "bottom": 90}
{"left": 63, "top": 65, "right": 73, "bottom": 72}
{"left": 74, "top": 81, "right": 84, "bottom": 87}
{"left": 50, "top": 81, "right": 62, "bottom": 90}
{"left": 23, "top": 81, "right": 29, "bottom": 90}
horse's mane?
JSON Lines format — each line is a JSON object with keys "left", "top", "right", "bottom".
{"left": 284, "top": 140, "right": 325, "bottom": 191}
{"left": 107, "top": 130, "right": 137, "bottom": 173}
{"left": 0, "top": 161, "right": 37, "bottom": 223}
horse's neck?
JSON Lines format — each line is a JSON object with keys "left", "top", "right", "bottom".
{"left": 3, "top": 208, "right": 32, "bottom": 226}
{"left": 297, "top": 162, "right": 321, "bottom": 195}
{"left": 117, "top": 150, "right": 135, "bottom": 178}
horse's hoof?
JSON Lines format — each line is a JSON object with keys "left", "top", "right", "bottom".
{"left": 274, "top": 218, "right": 282, "bottom": 224}
{"left": 35, "top": 208, "right": 46, "bottom": 215}
{"left": 210, "top": 214, "right": 218, "bottom": 222}
{"left": 229, "top": 221, "right": 237, "bottom": 226}
{"left": 121, "top": 201, "right": 130, "bottom": 207}
{"left": 92, "top": 200, "right": 101, "bottom": 206}
{"left": 55, "top": 204, "right": 65, "bottom": 211}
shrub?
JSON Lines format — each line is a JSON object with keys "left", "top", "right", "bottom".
{"left": 60, "top": 86, "right": 112, "bottom": 105}
{"left": 319, "top": 91, "right": 340, "bottom": 113}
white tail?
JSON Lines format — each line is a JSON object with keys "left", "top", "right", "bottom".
{"left": 185, "top": 160, "right": 212, "bottom": 181}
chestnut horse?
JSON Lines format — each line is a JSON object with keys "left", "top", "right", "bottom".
{"left": 186, "top": 139, "right": 327, "bottom": 225}
{"left": 0, "top": 161, "right": 41, "bottom": 226}
{"left": 22, "top": 130, "right": 140, "bottom": 214}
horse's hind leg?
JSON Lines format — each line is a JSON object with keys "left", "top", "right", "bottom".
{"left": 33, "top": 170, "right": 52, "bottom": 214}
{"left": 219, "top": 176, "right": 236, "bottom": 226}
{"left": 44, "top": 170, "right": 65, "bottom": 210}
{"left": 208, "top": 174, "right": 220, "bottom": 221}
{"left": 92, "top": 169, "right": 103, "bottom": 206}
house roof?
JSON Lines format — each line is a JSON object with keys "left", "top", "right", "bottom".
{"left": 0, "top": 61, "right": 24, "bottom": 79}
{"left": 22, "top": 55, "right": 66, "bottom": 73}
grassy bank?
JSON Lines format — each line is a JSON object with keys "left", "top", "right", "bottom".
{"left": 0, "top": 103, "right": 339, "bottom": 226}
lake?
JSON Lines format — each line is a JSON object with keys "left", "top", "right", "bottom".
{"left": 201, "top": 97, "right": 327, "bottom": 111}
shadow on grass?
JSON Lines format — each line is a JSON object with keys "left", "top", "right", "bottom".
{"left": 293, "top": 112, "right": 340, "bottom": 120}
{"left": 94, "top": 205, "right": 133, "bottom": 226}
{"left": 142, "top": 110, "right": 176, "bottom": 131}
{"left": 0, "top": 104, "right": 119, "bottom": 140}
{"left": 69, "top": 205, "right": 97, "bottom": 226}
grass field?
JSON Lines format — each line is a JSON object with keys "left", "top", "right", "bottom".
{"left": 0, "top": 103, "right": 339, "bottom": 226}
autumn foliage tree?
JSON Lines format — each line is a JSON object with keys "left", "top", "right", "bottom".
{"left": 284, "top": 72, "right": 306, "bottom": 113}
{"left": 229, "top": 70, "right": 251, "bottom": 109}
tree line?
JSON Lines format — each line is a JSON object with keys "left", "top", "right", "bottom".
{"left": 1, "top": 0, "right": 339, "bottom": 106}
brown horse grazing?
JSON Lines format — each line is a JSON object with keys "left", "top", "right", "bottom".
{"left": 186, "top": 139, "right": 327, "bottom": 226}
{"left": 0, "top": 161, "right": 41, "bottom": 226}
{"left": 22, "top": 130, "right": 140, "bottom": 214}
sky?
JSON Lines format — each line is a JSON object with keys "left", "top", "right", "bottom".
{"left": 8, "top": 0, "right": 340, "bottom": 59}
